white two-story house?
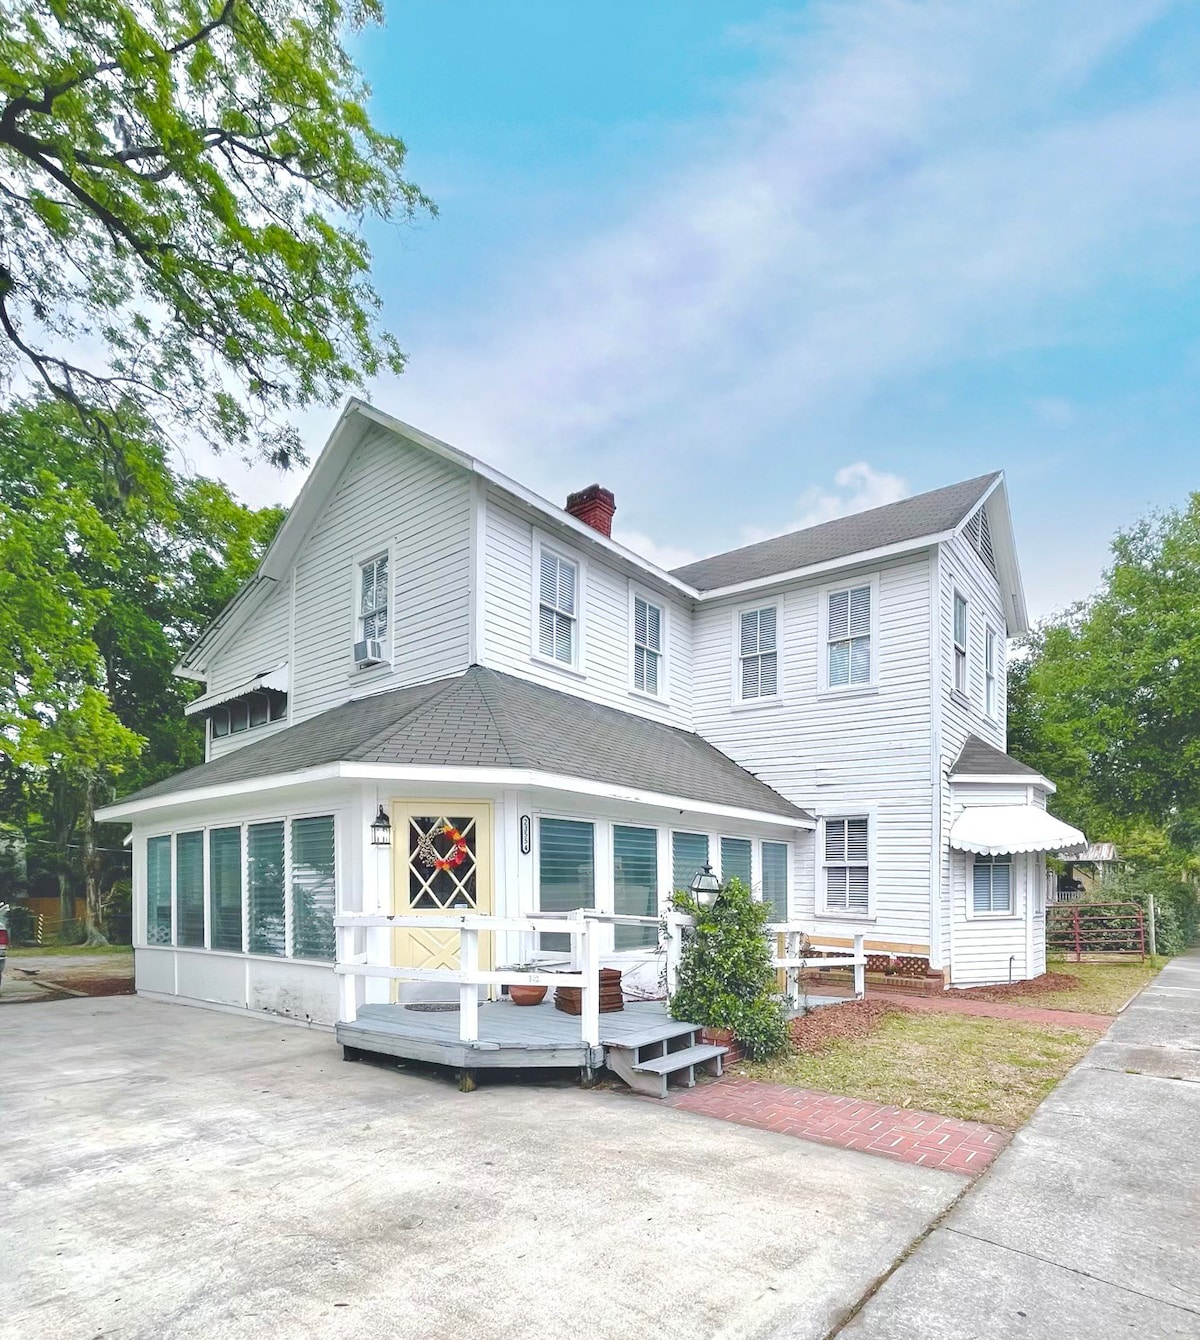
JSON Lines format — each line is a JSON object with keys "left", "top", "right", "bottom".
{"left": 98, "top": 400, "right": 1085, "bottom": 1026}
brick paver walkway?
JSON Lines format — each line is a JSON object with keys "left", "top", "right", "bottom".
{"left": 868, "top": 990, "right": 1113, "bottom": 1031}
{"left": 667, "top": 1076, "right": 1008, "bottom": 1176}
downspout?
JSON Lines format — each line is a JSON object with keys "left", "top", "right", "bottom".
{"left": 929, "top": 545, "right": 948, "bottom": 985}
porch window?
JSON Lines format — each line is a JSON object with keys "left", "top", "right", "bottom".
{"left": 953, "top": 591, "right": 969, "bottom": 695}
{"left": 827, "top": 584, "right": 872, "bottom": 687}
{"left": 209, "top": 826, "right": 243, "bottom": 952}
{"left": 720, "top": 836, "right": 752, "bottom": 889}
{"left": 176, "top": 831, "right": 205, "bottom": 948}
{"left": 614, "top": 824, "right": 658, "bottom": 949}
{"left": 739, "top": 606, "right": 778, "bottom": 700}
{"left": 823, "top": 816, "right": 870, "bottom": 915}
{"left": 972, "top": 853, "right": 1013, "bottom": 914}
{"left": 358, "top": 552, "right": 390, "bottom": 649}
{"left": 672, "top": 831, "right": 709, "bottom": 893}
{"left": 538, "top": 547, "right": 578, "bottom": 666}
{"left": 247, "top": 820, "right": 286, "bottom": 956}
{"left": 538, "top": 817, "right": 594, "bottom": 951}
{"left": 633, "top": 595, "right": 663, "bottom": 696}
{"left": 147, "top": 835, "right": 172, "bottom": 945}
{"left": 762, "top": 841, "right": 789, "bottom": 921}
{"left": 985, "top": 627, "right": 998, "bottom": 718}
{"left": 291, "top": 816, "right": 336, "bottom": 961}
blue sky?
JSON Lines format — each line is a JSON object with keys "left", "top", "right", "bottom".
{"left": 214, "top": 0, "right": 1200, "bottom": 619}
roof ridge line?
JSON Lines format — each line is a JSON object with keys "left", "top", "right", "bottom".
{"left": 348, "top": 673, "right": 468, "bottom": 758}
{"left": 469, "top": 667, "right": 525, "bottom": 768}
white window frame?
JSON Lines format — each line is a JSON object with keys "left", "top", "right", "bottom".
{"left": 628, "top": 586, "right": 667, "bottom": 701}
{"left": 952, "top": 589, "right": 970, "bottom": 699}
{"left": 351, "top": 545, "right": 394, "bottom": 671}
{"left": 985, "top": 625, "right": 999, "bottom": 719}
{"left": 732, "top": 602, "right": 781, "bottom": 706}
{"left": 760, "top": 839, "right": 791, "bottom": 923}
{"left": 818, "top": 574, "right": 880, "bottom": 695}
{"left": 815, "top": 810, "right": 876, "bottom": 920}
{"left": 967, "top": 851, "right": 1017, "bottom": 919}
{"left": 532, "top": 534, "right": 585, "bottom": 675}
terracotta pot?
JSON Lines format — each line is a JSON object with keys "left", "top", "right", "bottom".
{"left": 509, "top": 984, "right": 548, "bottom": 1006}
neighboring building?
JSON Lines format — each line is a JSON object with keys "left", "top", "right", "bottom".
{"left": 97, "top": 400, "right": 1084, "bottom": 1025}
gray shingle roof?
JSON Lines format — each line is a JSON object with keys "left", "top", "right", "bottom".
{"left": 672, "top": 473, "right": 1000, "bottom": 591}
{"left": 950, "top": 734, "right": 1044, "bottom": 779}
{"left": 114, "top": 667, "right": 810, "bottom": 821}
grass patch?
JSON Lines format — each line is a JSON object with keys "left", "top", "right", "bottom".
{"left": 746, "top": 1009, "right": 1095, "bottom": 1129}
{"left": 1035, "top": 958, "right": 1164, "bottom": 1014}
{"left": 7, "top": 944, "right": 133, "bottom": 957}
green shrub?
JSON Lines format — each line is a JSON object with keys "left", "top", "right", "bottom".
{"left": 669, "top": 878, "right": 791, "bottom": 1060}
{"left": 1096, "top": 867, "right": 1199, "bottom": 956}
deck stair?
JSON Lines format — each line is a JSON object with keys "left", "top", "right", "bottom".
{"left": 602, "top": 1019, "right": 727, "bottom": 1100}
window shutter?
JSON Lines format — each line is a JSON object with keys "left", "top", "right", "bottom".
{"left": 825, "top": 819, "right": 846, "bottom": 863}
{"left": 614, "top": 824, "right": 658, "bottom": 949}
{"left": 540, "top": 549, "right": 558, "bottom": 606}
{"left": 740, "top": 610, "right": 758, "bottom": 656}
{"left": 291, "top": 816, "right": 336, "bottom": 960}
{"left": 828, "top": 589, "right": 849, "bottom": 640}
{"left": 554, "top": 610, "right": 572, "bottom": 663}
{"left": 538, "top": 603, "right": 556, "bottom": 659}
{"left": 720, "top": 837, "right": 752, "bottom": 889}
{"left": 557, "top": 557, "right": 575, "bottom": 615}
{"left": 147, "top": 835, "right": 172, "bottom": 945}
{"left": 645, "top": 602, "right": 661, "bottom": 652}
{"left": 846, "top": 818, "right": 869, "bottom": 862}
{"left": 643, "top": 648, "right": 658, "bottom": 695}
{"left": 761, "top": 842, "right": 789, "bottom": 921}
{"left": 847, "top": 867, "right": 870, "bottom": 911}
{"left": 209, "top": 826, "right": 243, "bottom": 952}
{"left": 176, "top": 831, "right": 205, "bottom": 948}
{"left": 247, "top": 820, "right": 286, "bottom": 956}
{"left": 758, "top": 605, "right": 776, "bottom": 651}
{"left": 672, "top": 832, "right": 709, "bottom": 892}
{"left": 741, "top": 655, "right": 760, "bottom": 701}
{"left": 759, "top": 651, "right": 778, "bottom": 697}
{"left": 826, "top": 867, "right": 848, "bottom": 908}
{"left": 634, "top": 596, "right": 647, "bottom": 646}
{"left": 848, "top": 585, "right": 870, "bottom": 637}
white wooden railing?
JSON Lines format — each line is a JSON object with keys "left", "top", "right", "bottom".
{"left": 333, "top": 909, "right": 867, "bottom": 1048}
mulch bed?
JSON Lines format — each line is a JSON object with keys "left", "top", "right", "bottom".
{"left": 790, "top": 999, "right": 907, "bottom": 1053}
{"left": 952, "top": 972, "right": 1079, "bottom": 1004}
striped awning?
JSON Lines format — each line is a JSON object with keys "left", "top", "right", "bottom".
{"left": 184, "top": 664, "right": 289, "bottom": 717}
{"left": 950, "top": 805, "right": 1086, "bottom": 857}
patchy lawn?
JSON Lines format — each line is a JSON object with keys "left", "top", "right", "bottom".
{"left": 746, "top": 1005, "right": 1095, "bottom": 1130}
{"left": 929, "top": 958, "right": 1165, "bottom": 1015}
{"left": 8, "top": 943, "right": 133, "bottom": 957}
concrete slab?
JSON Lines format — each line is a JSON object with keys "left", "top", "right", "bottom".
{"left": 838, "top": 1226, "right": 1200, "bottom": 1340}
{"left": 828, "top": 950, "right": 1200, "bottom": 1340}
{"left": 0, "top": 996, "right": 961, "bottom": 1340}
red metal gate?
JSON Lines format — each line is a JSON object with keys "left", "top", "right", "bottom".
{"left": 1046, "top": 902, "right": 1145, "bottom": 962}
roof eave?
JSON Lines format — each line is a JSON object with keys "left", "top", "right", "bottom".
{"left": 950, "top": 770, "right": 1056, "bottom": 794}
{"left": 954, "top": 474, "right": 1029, "bottom": 636}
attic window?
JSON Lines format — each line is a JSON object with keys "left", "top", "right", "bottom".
{"left": 210, "top": 690, "right": 287, "bottom": 738}
{"left": 965, "top": 507, "right": 997, "bottom": 576}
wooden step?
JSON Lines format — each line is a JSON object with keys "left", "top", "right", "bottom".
{"left": 632, "top": 1043, "right": 728, "bottom": 1077}
{"left": 604, "top": 1035, "right": 727, "bottom": 1099}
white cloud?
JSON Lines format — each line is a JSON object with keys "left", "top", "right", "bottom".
{"left": 743, "top": 462, "right": 910, "bottom": 543}
{"left": 611, "top": 529, "right": 700, "bottom": 573}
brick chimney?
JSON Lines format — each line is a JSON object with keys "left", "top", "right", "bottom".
{"left": 565, "top": 484, "right": 616, "bottom": 537}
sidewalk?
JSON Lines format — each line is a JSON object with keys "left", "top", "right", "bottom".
{"left": 824, "top": 950, "right": 1200, "bottom": 1339}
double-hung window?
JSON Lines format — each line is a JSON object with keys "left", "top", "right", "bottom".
{"left": 739, "top": 606, "right": 778, "bottom": 701}
{"left": 985, "top": 627, "right": 998, "bottom": 718}
{"left": 633, "top": 595, "right": 663, "bottom": 695}
{"left": 827, "top": 584, "right": 872, "bottom": 688}
{"left": 972, "top": 853, "right": 1012, "bottom": 914}
{"left": 539, "top": 547, "right": 578, "bottom": 666}
{"left": 953, "top": 592, "right": 969, "bottom": 696}
{"left": 358, "top": 553, "right": 390, "bottom": 652}
{"left": 822, "top": 816, "right": 870, "bottom": 915}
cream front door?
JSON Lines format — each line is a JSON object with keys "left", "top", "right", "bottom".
{"left": 392, "top": 803, "right": 494, "bottom": 985}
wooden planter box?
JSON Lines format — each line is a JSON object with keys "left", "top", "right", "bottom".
{"left": 555, "top": 967, "right": 624, "bottom": 1014}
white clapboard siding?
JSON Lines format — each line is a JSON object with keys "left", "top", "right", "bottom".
{"left": 693, "top": 553, "right": 935, "bottom": 947}
{"left": 289, "top": 428, "right": 473, "bottom": 723}
{"left": 481, "top": 491, "right": 695, "bottom": 729}
{"left": 204, "top": 578, "right": 292, "bottom": 759}
{"left": 949, "top": 847, "right": 1045, "bottom": 986}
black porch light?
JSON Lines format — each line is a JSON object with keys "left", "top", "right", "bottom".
{"left": 690, "top": 862, "right": 721, "bottom": 906}
{"left": 370, "top": 806, "right": 392, "bottom": 847}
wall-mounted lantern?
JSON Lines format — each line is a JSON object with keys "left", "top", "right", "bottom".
{"left": 370, "top": 806, "right": 392, "bottom": 847}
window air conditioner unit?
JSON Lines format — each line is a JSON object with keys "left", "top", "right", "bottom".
{"left": 354, "top": 638, "right": 386, "bottom": 667}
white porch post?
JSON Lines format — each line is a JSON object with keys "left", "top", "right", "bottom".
{"left": 459, "top": 924, "right": 480, "bottom": 1042}
{"left": 853, "top": 933, "right": 866, "bottom": 999}
{"left": 579, "top": 916, "right": 601, "bottom": 1048}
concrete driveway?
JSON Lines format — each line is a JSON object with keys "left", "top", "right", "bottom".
{"left": 2, "top": 997, "right": 962, "bottom": 1340}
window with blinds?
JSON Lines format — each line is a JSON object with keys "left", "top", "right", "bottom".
{"left": 973, "top": 854, "right": 1013, "bottom": 914}
{"left": 209, "top": 826, "right": 243, "bottom": 952}
{"left": 720, "top": 836, "right": 752, "bottom": 890}
{"left": 985, "top": 627, "right": 999, "bottom": 718}
{"left": 176, "top": 831, "right": 205, "bottom": 948}
{"left": 823, "top": 817, "right": 870, "bottom": 914}
{"left": 672, "top": 831, "right": 709, "bottom": 893}
{"left": 247, "top": 820, "right": 286, "bottom": 956}
{"left": 614, "top": 825, "right": 658, "bottom": 949}
{"left": 358, "top": 553, "right": 390, "bottom": 645}
{"left": 538, "top": 547, "right": 578, "bottom": 665}
{"left": 827, "top": 584, "right": 872, "bottom": 687}
{"left": 538, "top": 817, "right": 594, "bottom": 950}
{"left": 762, "top": 841, "right": 789, "bottom": 921}
{"left": 291, "top": 816, "right": 336, "bottom": 960}
{"left": 739, "top": 606, "right": 778, "bottom": 700}
{"left": 953, "top": 591, "right": 969, "bottom": 695}
{"left": 147, "top": 835, "right": 172, "bottom": 945}
{"left": 633, "top": 595, "right": 663, "bottom": 695}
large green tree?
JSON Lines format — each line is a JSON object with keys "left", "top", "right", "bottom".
{"left": 1010, "top": 494, "right": 1200, "bottom": 865}
{"left": 0, "top": 0, "right": 429, "bottom": 466}
{"left": 0, "top": 397, "right": 283, "bottom": 939}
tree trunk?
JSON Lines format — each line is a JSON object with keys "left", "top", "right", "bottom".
{"left": 81, "top": 776, "right": 109, "bottom": 947}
